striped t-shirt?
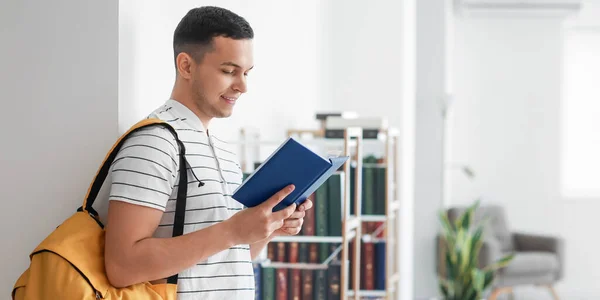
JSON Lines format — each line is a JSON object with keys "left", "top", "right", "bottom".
{"left": 108, "top": 99, "right": 254, "bottom": 299}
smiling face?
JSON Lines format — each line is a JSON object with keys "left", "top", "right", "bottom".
{"left": 174, "top": 36, "right": 254, "bottom": 127}
{"left": 171, "top": 6, "right": 254, "bottom": 127}
{"left": 186, "top": 36, "right": 254, "bottom": 123}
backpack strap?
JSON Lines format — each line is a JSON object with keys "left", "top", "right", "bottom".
{"left": 79, "top": 118, "right": 188, "bottom": 285}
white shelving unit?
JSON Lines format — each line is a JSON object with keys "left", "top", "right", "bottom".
{"left": 239, "top": 125, "right": 401, "bottom": 300}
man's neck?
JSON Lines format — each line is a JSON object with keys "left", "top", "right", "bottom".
{"left": 170, "top": 92, "right": 211, "bottom": 130}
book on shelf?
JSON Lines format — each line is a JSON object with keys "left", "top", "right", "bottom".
{"left": 315, "top": 182, "right": 329, "bottom": 262}
{"left": 233, "top": 137, "right": 349, "bottom": 212}
{"left": 253, "top": 263, "right": 261, "bottom": 300}
{"left": 314, "top": 183, "right": 329, "bottom": 300}
{"left": 275, "top": 267, "right": 287, "bottom": 300}
{"left": 261, "top": 176, "right": 346, "bottom": 300}
{"left": 327, "top": 172, "right": 344, "bottom": 237}
{"left": 302, "top": 267, "right": 314, "bottom": 300}
{"left": 349, "top": 155, "right": 387, "bottom": 216}
{"left": 288, "top": 243, "right": 302, "bottom": 300}
{"left": 325, "top": 128, "right": 381, "bottom": 140}
{"left": 363, "top": 162, "right": 376, "bottom": 216}
{"left": 361, "top": 223, "right": 376, "bottom": 290}
{"left": 300, "top": 193, "right": 316, "bottom": 237}
{"left": 255, "top": 151, "right": 391, "bottom": 299}
{"left": 327, "top": 262, "right": 342, "bottom": 300}
{"left": 315, "top": 112, "right": 358, "bottom": 121}
{"left": 324, "top": 116, "right": 387, "bottom": 139}
{"left": 361, "top": 222, "right": 387, "bottom": 292}
{"left": 375, "top": 241, "right": 386, "bottom": 291}
{"left": 261, "top": 267, "right": 275, "bottom": 300}
{"left": 314, "top": 267, "right": 327, "bottom": 300}
{"left": 275, "top": 242, "right": 287, "bottom": 300}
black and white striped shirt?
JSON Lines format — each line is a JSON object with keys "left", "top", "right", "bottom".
{"left": 108, "top": 99, "right": 254, "bottom": 299}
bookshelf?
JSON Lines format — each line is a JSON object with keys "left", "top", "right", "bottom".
{"left": 381, "top": 128, "right": 401, "bottom": 300}
{"left": 345, "top": 127, "right": 401, "bottom": 300}
{"left": 238, "top": 125, "right": 400, "bottom": 300}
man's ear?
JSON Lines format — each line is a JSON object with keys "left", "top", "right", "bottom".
{"left": 176, "top": 52, "right": 194, "bottom": 80}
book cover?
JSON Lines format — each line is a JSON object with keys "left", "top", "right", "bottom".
{"left": 233, "top": 137, "right": 349, "bottom": 212}
{"left": 309, "top": 244, "right": 319, "bottom": 264}
{"left": 276, "top": 242, "right": 286, "bottom": 262}
{"left": 288, "top": 242, "right": 299, "bottom": 263}
{"left": 288, "top": 242, "right": 302, "bottom": 300}
{"left": 374, "top": 164, "right": 386, "bottom": 215}
{"left": 362, "top": 165, "right": 375, "bottom": 215}
{"left": 301, "top": 269, "right": 314, "bottom": 300}
{"left": 275, "top": 268, "right": 288, "bottom": 300}
{"left": 328, "top": 172, "right": 344, "bottom": 237}
{"left": 262, "top": 267, "right": 276, "bottom": 300}
{"left": 313, "top": 269, "right": 327, "bottom": 300}
{"left": 309, "top": 236, "right": 322, "bottom": 300}
{"left": 298, "top": 243, "right": 309, "bottom": 264}
{"left": 268, "top": 243, "right": 276, "bottom": 262}
{"left": 315, "top": 183, "right": 330, "bottom": 262}
{"left": 362, "top": 240, "right": 376, "bottom": 290}
{"left": 289, "top": 268, "right": 302, "bottom": 300}
{"left": 327, "top": 262, "right": 342, "bottom": 300}
{"left": 375, "top": 241, "right": 386, "bottom": 290}
{"left": 361, "top": 222, "right": 377, "bottom": 291}
{"left": 253, "top": 263, "right": 261, "bottom": 300}
{"left": 300, "top": 193, "right": 316, "bottom": 236}
{"left": 349, "top": 240, "right": 356, "bottom": 291}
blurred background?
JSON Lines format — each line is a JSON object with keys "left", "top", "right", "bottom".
{"left": 1, "top": 0, "right": 599, "bottom": 299}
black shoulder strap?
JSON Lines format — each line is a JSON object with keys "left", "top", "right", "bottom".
{"left": 78, "top": 119, "right": 188, "bottom": 285}
{"left": 167, "top": 136, "right": 187, "bottom": 284}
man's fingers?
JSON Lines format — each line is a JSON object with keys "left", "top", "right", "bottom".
{"left": 288, "top": 210, "right": 305, "bottom": 220}
{"left": 283, "top": 227, "right": 301, "bottom": 235}
{"left": 269, "top": 219, "right": 285, "bottom": 232}
{"left": 273, "top": 202, "right": 297, "bottom": 220}
{"left": 299, "top": 200, "right": 313, "bottom": 212}
{"left": 282, "top": 218, "right": 303, "bottom": 228}
{"left": 262, "top": 184, "right": 295, "bottom": 209}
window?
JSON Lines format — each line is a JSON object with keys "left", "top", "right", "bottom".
{"left": 561, "top": 28, "right": 600, "bottom": 198}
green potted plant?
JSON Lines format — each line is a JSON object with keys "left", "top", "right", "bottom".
{"left": 438, "top": 200, "right": 514, "bottom": 300}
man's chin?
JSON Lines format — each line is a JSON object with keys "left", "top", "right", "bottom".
{"left": 214, "top": 111, "right": 233, "bottom": 119}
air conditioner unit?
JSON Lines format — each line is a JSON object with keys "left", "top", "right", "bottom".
{"left": 455, "top": 0, "right": 583, "bottom": 18}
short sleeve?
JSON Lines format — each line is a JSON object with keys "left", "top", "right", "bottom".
{"left": 108, "top": 126, "right": 179, "bottom": 211}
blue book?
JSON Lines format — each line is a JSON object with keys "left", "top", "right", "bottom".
{"left": 375, "top": 241, "right": 386, "bottom": 290}
{"left": 253, "top": 263, "right": 261, "bottom": 300}
{"left": 233, "top": 137, "right": 349, "bottom": 212}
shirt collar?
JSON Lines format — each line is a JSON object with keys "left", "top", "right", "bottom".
{"left": 165, "top": 99, "right": 207, "bottom": 132}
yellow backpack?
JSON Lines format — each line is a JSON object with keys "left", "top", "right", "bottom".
{"left": 12, "top": 119, "right": 189, "bottom": 300}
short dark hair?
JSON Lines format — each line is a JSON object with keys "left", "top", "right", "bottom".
{"left": 173, "top": 6, "right": 254, "bottom": 66}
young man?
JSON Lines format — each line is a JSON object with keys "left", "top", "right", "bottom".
{"left": 104, "top": 6, "right": 312, "bottom": 299}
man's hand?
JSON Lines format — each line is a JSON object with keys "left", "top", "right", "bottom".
{"left": 271, "top": 199, "right": 313, "bottom": 237}
{"left": 225, "top": 184, "right": 298, "bottom": 245}
{"left": 247, "top": 197, "right": 314, "bottom": 259}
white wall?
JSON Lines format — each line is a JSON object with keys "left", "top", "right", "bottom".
{"left": 119, "top": 0, "right": 328, "bottom": 142}
{"left": 0, "top": 0, "right": 119, "bottom": 298}
{"left": 324, "top": 2, "right": 414, "bottom": 299}
{"left": 414, "top": 0, "right": 452, "bottom": 297}
{"left": 326, "top": 0, "right": 404, "bottom": 125}
{"left": 448, "top": 6, "right": 600, "bottom": 298}
{"left": 400, "top": 0, "right": 417, "bottom": 299}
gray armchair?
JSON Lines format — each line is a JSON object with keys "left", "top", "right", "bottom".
{"left": 437, "top": 205, "right": 564, "bottom": 300}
